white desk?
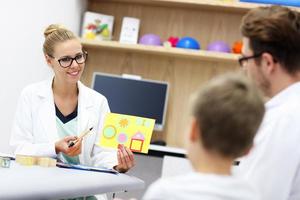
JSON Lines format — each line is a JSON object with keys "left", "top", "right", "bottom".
{"left": 149, "top": 144, "right": 186, "bottom": 155}
{"left": 0, "top": 161, "right": 144, "bottom": 200}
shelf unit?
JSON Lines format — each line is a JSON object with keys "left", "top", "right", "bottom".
{"left": 95, "top": 0, "right": 300, "bottom": 12}
{"left": 81, "top": 0, "right": 298, "bottom": 148}
{"left": 81, "top": 39, "right": 239, "bottom": 63}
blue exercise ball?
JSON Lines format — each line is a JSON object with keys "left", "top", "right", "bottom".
{"left": 176, "top": 37, "right": 200, "bottom": 50}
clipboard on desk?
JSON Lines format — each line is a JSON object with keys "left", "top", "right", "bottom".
{"left": 56, "top": 162, "right": 119, "bottom": 174}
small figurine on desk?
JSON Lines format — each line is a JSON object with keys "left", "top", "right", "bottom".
{"left": 0, "top": 156, "right": 11, "bottom": 168}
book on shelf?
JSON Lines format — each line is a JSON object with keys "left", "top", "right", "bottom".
{"left": 81, "top": 11, "right": 114, "bottom": 41}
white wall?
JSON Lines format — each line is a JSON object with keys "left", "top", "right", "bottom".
{"left": 0, "top": 0, "right": 87, "bottom": 153}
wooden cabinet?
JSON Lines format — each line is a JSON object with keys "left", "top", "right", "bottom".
{"left": 81, "top": 0, "right": 297, "bottom": 148}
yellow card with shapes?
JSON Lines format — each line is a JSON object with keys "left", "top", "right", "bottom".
{"left": 99, "top": 113, "right": 155, "bottom": 154}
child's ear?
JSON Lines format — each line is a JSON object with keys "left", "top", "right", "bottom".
{"left": 189, "top": 118, "right": 200, "bottom": 142}
{"left": 240, "top": 143, "right": 253, "bottom": 157}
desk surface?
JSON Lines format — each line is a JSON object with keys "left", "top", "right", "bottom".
{"left": 0, "top": 162, "right": 144, "bottom": 200}
{"left": 147, "top": 144, "right": 186, "bottom": 158}
{"left": 149, "top": 144, "right": 186, "bottom": 154}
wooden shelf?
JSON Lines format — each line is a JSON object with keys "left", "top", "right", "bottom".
{"left": 84, "top": 0, "right": 250, "bottom": 148}
{"left": 81, "top": 39, "right": 239, "bottom": 63}
{"left": 98, "top": 0, "right": 300, "bottom": 13}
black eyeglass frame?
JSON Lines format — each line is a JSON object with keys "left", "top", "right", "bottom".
{"left": 238, "top": 53, "right": 262, "bottom": 67}
{"left": 49, "top": 50, "right": 88, "bottom": 68}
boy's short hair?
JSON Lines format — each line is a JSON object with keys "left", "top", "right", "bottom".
{"left": 191, "top": 73, "right": 265, "bottom": 158}
{"left": 240, "top": 5, "right": 300, "bottom": 73}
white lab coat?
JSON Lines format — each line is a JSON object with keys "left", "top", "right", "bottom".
{"left": 234, "top": 82, "right": 300, "bottom": 200}
{"left": 10, "top": 77, "right": 118, "bottom": 169}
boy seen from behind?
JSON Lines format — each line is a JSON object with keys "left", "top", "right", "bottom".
{"left": 143, "top": 73, "right": 265, "bottom": 200}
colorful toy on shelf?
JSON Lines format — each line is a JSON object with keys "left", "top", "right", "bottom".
{"left": 163, "top": 41, "right": 172, "bottom": 48}
{"left": 176, "top": 37, "right": 200, "bottom": 50}
{"left": 232, "top": 41, "right": 243, "bottom": 54}
{"left": 240, "top": 0, "right": 300, "bottom": 7}
{"left": 168, "top": 37, "right": 179, "bottom": 47}
{"left": 139, "top": 34, "right": 162, "bottom": 46}
{"left": 85, "top": 21, "right": 110, "bottom": 39}
{"left": 207, "top": 41, "right": 231, "bottom": 53}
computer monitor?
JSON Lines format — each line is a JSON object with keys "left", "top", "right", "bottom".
{"left": 92, "top": 72, "right": 169, "bottom": 131}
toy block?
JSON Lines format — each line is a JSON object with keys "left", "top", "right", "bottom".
{"left": 15, "top": 155, "right": 57, "bottom": 167}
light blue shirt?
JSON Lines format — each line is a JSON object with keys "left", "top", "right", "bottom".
{"left": 56, "top": 116, "right": 80, "bottom": 165}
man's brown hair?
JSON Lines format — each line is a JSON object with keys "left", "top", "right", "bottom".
{"left": 191, "top": 73, "right": 265, "bottom": 158}
{"left": 241, "top": 5, "right": 300, "bottom": 73}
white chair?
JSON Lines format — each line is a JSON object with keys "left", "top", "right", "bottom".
{"left": 161, "top": 155, "right": 194, "bottom": 178}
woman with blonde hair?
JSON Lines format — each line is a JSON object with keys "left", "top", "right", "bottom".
{"left": 10, "top": 24, "right": 134, "bottom": 199}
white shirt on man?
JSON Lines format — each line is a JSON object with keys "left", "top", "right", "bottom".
{"left": 143, "top": 172, "right": 260, "bottom": 200}
{"left": 235, "top": 82, "right": 300, "bottom": 200}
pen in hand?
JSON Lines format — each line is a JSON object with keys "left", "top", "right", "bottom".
{"left": 68, "top": 127, "right": 94, "bottom": 148}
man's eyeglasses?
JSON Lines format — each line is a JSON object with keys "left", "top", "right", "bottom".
{"left": 49, "top": 51, "right": 88, "bottom": 68}
{"left": 238, "top": 53, "right": 262, "bottom": 67}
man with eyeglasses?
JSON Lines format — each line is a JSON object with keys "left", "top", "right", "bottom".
{"left": 234, "top": 5, "right": 300, "bottom": 200}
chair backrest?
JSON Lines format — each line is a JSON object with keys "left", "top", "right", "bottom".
{"left": 161, "top": 155, "right": 194, "bottom": 178}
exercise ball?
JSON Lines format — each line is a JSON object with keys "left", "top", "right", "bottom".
{"left": 176, "top": 37, "right": 200, "bottom": 50}
{"left": 207, "top": 41, "right": 231, "bottom": 53}
{"left": 139, "top": 34, "right": 162, "bottom": 46}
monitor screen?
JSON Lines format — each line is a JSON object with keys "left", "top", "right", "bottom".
{"left": 92, "top": 72, "right": 169, "bottom": 131}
